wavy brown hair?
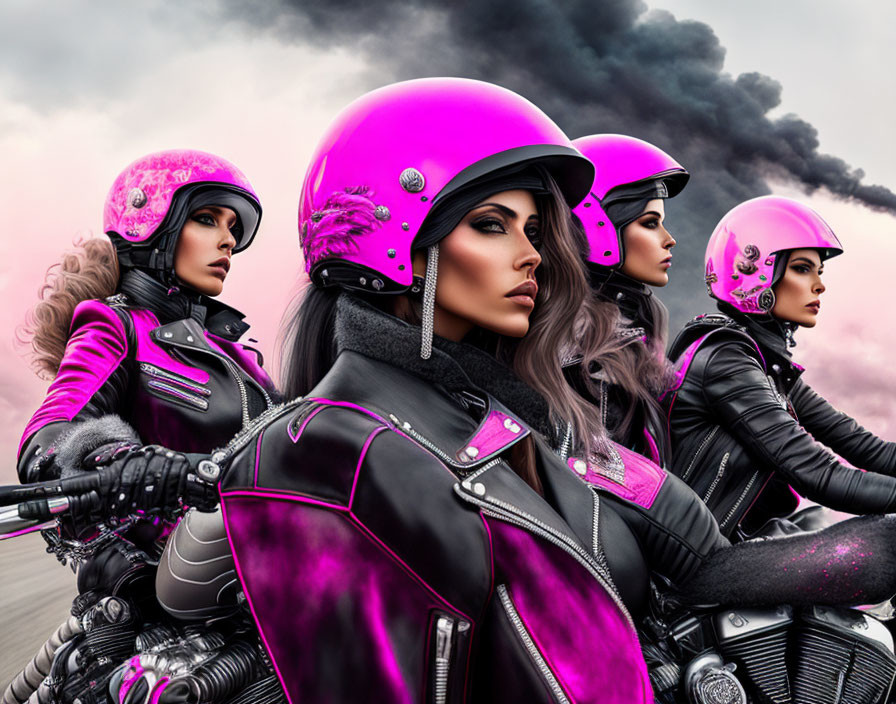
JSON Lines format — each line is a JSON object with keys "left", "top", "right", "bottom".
{"left": 18, "top": 236, "right": 119, "bottom": 378}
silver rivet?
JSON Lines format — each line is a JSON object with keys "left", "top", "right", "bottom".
{"left": 186, "top": 335, "right": 194, "bottom": 342}
{"left": 374, "top": 205, "right": 391, "bottom": 221}
{"left": 473, "top": 482, "right": 486, "bottom": 496}
{"left": 402, "top": 422, "right": 411, "bottom": 430}
{"left": 127, "top": 187, "right": 147, "bottom": 209}
{"left": 465, "top": 446, "right": 479, "bottom": 458}
{"left": 461, "top": 480, "right": 472, "bottom": 491}
{"left": 573, "top": 459, "right": 587, "bottom": 475}
{"left": 372, "top": 279, "right": 384, "bottom": 291}
{"left": 197, "top": 459, "right": 221, "bottom": 482}
{"left": 401, "top": 222, "right": 410, "bottom": 231}
{"left": 166, "top": 451, "right": 174, "bottom": 458}
{"left": 399, "top": 167, "right": 425, "bottom": 193}
{"left": 387, "top": 249, "right": 397, "bottom": 258}
{"left": 503, "top": 418, "right": 521, "bottom": 434}
{"left": 163, "top": 331, "right": 173, "bottom": 339}
{"left": 321, "top": 269, "right": 329, "bottom": 278}
{"left": 211, "top": 451, "right": 227, "bottom": 463}
{"left": 359, "top": 277, "right": 367, "bottom": 286}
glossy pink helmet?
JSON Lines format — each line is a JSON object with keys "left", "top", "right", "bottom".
{"left": 298, "top": 77, "right": 594, "bottom": 292}
{"left": 104, "top": 149, "right": 262, "bottom": 270}
{"left": 571, "top": 134, "right": 689, "bottom": 267}
{"left": 705, "top": 196, "right": 843, "bottom": 313}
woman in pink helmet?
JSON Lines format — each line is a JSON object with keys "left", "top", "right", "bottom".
{"left": 9, "top": 150, "right": 278, "bottom": 704}
{"left": 665, "top": 196, "right": 896, "bottom": 538}
{"left": 565, "top": 134, "right": 689, "bottom": 467}
{"left": 147, "top": 80, "right": 896, "bottom": 704}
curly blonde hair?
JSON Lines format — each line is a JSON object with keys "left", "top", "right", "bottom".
{"left": 18, "top": 236, "right": 119, "bottom": 378}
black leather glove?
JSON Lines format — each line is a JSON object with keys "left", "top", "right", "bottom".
{"left": 90, "top": 446, "right": 215, "bottom": 517}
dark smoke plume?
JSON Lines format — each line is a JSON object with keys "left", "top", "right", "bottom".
{"left": 222, "top": 0, "right": 896, "bottom": 327}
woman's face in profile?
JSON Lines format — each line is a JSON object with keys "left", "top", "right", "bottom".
{"left": 415, "top": 189, "right": 543, "bottom": 341}
{"left": 620, "top": 198, "right": 675, "bottom": 287}
{"left": 174, "top": 206, "right": 239, "bottom": 296}
{"left": 771, "top": 248, "right": 826, "bottom": 327}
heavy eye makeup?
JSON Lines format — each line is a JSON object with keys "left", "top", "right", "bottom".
{"left": 191, "top": 208, "right": 238, "bottom": 232}
{"left": 468, "top": 206, "right": 542, "bottom": 246}
{"left": 789, "top": 257, "right": 822, "bottom": 275}
{"left": 191, "top": 210, "right": 218, "bottom": 227}
{"left": 637, "top": 212, "right": 662, "bottom": 229}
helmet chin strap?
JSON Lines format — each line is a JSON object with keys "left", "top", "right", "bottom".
{"left": 420, "top": 244, "right": 439, "bottom": 360}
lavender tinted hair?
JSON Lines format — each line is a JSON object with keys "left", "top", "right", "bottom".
{"left": 18, "top": 236, "right": 119, "bottom": 378}
{"left": 569, "top": 193, "right": 675, "bottom": 446}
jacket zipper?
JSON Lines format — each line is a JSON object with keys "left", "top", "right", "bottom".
{"left": 720, "top": 470, "right": 760, "bottom": 530}
{"left": 497, "top": 585, "right": 568, "bottom": 704}
{"left": 433, "top": 616, "right": 454, "bottom": 704}
{"left": 682, "top": 426, "right": 719, "bottom": 481}
{"left": 455, "top": 486, "right": 634, "bottom": 631}
{"left": 702, "top": 452, "right": 730, "bottom": 502}
{"left": 146, "top": 379, "right": 209, "bottom": 410}
{"left": 140, "top": 363, "right": 211, "bottom": 395}
{"left": 557, "top": 422, "right": 573, "bottom": 461}
{"left": 162, "top": 338, "right": 272, "bottom": 427}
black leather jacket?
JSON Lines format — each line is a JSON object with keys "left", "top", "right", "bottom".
{"left": 665, "top": 310, "right": 896, "bottom": 536}
{"left": 213, "top": 295, "right": 658, "bottom": 702}
{"left": 160, "top": 296, "right": 896, "bottom": 703}
{"left": 18, "top": 270, "right": 276, "bottom": 483}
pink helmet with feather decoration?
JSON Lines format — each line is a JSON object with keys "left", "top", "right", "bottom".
{"left": 298, "top": 77, "right": 594, "bottom": 293}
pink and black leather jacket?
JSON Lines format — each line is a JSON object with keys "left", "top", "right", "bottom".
{"left": 664, "top": 310, "right": 896, "bottom": 537}
{"left": 18, "top": 269, "right": 276, "bottom": 483}
{"left": 212, "top": 295, "right": 655, "bottom": 703}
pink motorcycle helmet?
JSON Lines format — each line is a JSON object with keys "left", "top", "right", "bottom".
{"left": 298, "top": 77, "right": 594, "bottom": 292}
{"left": 104, "top": 149, "right": 262, "bottom": 273}
{"left": 705, "top": 195, "right": 843, "bottom": 313}
{"left": 571, "top": 134, "right": 689, "bottom": 267}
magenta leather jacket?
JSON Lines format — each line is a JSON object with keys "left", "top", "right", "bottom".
{"left": 18, "top": 270, "right": 276, "bottom": 483}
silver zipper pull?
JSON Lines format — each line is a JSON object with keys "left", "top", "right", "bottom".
{"left": 434, "top": 616, "right": 455, "bottom": 704}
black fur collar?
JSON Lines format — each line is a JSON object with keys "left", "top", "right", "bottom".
{"left": 334, "top": 295, "right": 553, "bottom": 437}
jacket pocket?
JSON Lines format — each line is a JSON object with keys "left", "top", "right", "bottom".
{"left": 428, "top": 611, "right": 470, "bottom": 704}
{"left": 496, "top": 584, "right": 569, "bottom": 704}
{"left": 141, "top": 363, "right": 211, "bottom": 411}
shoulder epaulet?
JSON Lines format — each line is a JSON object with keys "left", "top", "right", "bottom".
{"left": 567, "top": 442, "right": 666, "bottom": 510}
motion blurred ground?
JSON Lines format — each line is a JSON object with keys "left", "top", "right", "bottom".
{"left": 0, "top": 532, "right": 76, "bottom": 690}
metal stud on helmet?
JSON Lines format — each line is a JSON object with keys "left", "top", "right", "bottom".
{"left": 704, "top": 196, "right": 843, "bottom": 313}
{"left": 571, "top": 134, "right": 689, "bottom": 267}
{"left": 104, "top": 149, "right": 262, "bottom": 275}
{"left": 298, "top": 77, "right": 595, "bottom": 293}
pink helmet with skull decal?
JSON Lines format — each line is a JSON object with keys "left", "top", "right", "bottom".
{"left": 104, "top": 149, "right": 262, "bottom": 257}
{"left": 571, "top": 134, "right": 689, "bottom": 267}
{"left": 704, "top": 195, "right": 843, "bottom": 313}
{"left": 298, "top": 77, "right": 594, "bottom": 292}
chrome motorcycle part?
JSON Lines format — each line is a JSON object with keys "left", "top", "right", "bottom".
{"left": 792, "top": 606, "right": 896, "bottom": 704}
{"left": 684, "top": 652, "right": 747, "bottom": 704}
{"left": 714, "top": 605, "right": 793, "bottom": 703}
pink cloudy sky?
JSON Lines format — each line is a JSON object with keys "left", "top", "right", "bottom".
{"left": 1, "top": 1, "right": 894, "bottom": 483}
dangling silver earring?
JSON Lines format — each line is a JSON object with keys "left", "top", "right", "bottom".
{"left": 420, "top": 244, "right": 439, "bottom": 360}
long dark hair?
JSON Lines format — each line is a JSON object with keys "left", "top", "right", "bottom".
{"left": 281, "top": 171, "right": 613, "bottom": 466}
